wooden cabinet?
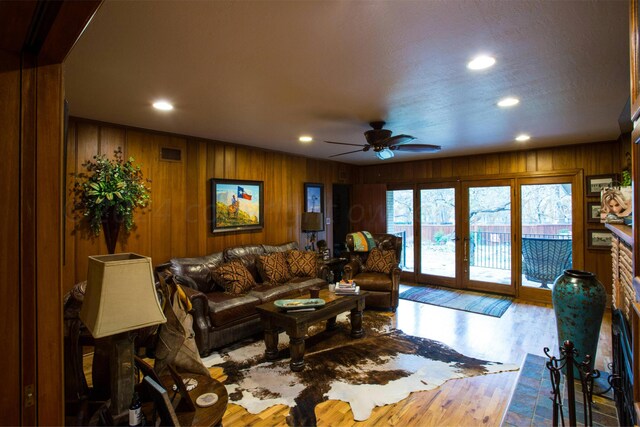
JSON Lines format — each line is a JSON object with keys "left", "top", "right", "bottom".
{"left": 608, "top": 224, "right": 634, "bottom": 317}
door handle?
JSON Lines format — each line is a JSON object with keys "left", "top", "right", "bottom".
{"left": 463, "top": 237, "right": 468, "bottom": 262}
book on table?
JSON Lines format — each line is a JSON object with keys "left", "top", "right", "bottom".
{"left": 335, "top": 284, "right": 359, "bottom": 295}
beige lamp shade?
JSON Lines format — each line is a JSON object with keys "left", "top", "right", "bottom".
{"left": 79, "top": 253, "right": 166, "bottom": 338}
{"left": 302, "top": 212, "right": 324, "bottom": 231}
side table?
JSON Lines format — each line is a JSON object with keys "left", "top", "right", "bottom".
{"left": 319, "top": 257, "right": 349, "bottom": 282}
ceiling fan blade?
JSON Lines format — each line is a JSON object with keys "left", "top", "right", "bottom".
{"left": 382, "top": 134, "right": 416, "bottom": 146}
{"left": 329, "top": 148, "right": 365, "bottom": 158}
{"left": 324, "top": 140, "right": 366, "bottom": 147}
{"left": 391, "top": 144, "right": 441, "bottom": 153}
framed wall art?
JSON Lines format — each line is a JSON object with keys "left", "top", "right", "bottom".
{"left": 586, "top": 174, "right": 618, "bottom": 197}
{"left": 587, "top": 229, "right": 613, "bottom": 250}
{"left": 586, "top": 202, "right": 601, "bottom": 223}
{"left": 304, "top": 182, "right": 324, "bottom": 214}
{"left": 210, "top": 178, "right": 263, "bottom": 233}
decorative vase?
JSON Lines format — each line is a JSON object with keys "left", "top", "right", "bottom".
{"left": 101, "top": 206, "right": 121, "bottom": 254}
{"left": 552, "top": 269, "right": 606, "bottom": 376}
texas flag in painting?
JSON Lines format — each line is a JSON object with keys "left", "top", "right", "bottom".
{"left": 237, "top": 186, "right": 252, "bottom": 200}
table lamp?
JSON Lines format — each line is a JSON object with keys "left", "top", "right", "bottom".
{"left": 302, "top": 212, "right": 324, "bottom": 251}
{"left": 79, "top": 253, "right": 166, "bottom": 417}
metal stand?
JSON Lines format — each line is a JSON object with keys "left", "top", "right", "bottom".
{"left": 544, "top": 340, "right": 600, "bottom": 426}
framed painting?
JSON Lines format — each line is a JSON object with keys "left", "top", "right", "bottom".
{"left": 586, "top": 202, "right": 601, "bottom": 223}
{"left": 304, "top": 182, "right": 324, "bottom": 214}
{"left": 210, "top": 178, "right": 263, "bottom": 233}
{"left": 587, "top": 229, "right": 613, "bottom": 250}
{"left": 586, "top": 174, "right": 618, "bottom": 197}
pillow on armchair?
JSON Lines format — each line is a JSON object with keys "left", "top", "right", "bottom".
{"left": 364, "top": 248, "right": 396, "bottom": 274}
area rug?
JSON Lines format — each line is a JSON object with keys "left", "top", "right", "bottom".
{"left": 202, "top": 312, "right": 518, "bottom": 426}
{"left": 400, "top": 285, "right": 513, "bottom": 317}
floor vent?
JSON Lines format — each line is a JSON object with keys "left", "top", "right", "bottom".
{"left": 160, "top": 147, "right": 181, "bottom": 162}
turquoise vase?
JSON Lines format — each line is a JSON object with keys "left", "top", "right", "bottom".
{"left": 552, "top": 269, "right": 606, "bottom": 376}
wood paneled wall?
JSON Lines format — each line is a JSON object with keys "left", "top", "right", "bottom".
{"left": 355, "top": 140, "right": 622, "bottom": 295}
{"left": 64, "top": 118, "right": 351, "bottom": 291}
{"left": 1, "top": 47, "right": 23, "bottom": 427}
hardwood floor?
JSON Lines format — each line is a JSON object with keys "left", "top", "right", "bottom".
{"left": 79, "top": 289, "right": 612, "bottom": 426}
{"left": 213, "top": 291, "right": 613, "bottom": 427}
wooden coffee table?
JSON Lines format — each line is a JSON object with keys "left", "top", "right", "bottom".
{"left": 256, "top": 289, "right": 367, "bottom": 371}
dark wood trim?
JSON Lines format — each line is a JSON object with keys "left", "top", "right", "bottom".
{"left": 0, "top": 1, "right": 37, "bottom": 53}
{"left": 38, "top": 0, "right": 102, "bottom": 64}
{"left": 20, "top": 52, "right": 39, "bottom": 427}
{"left": 0, "top": 48, "right": 23, "bottom": 427}
{"left": 22, "top": 0, "right": 63, "bottom": 55}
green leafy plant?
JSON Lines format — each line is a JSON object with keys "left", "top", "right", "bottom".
{"left": 72, "top": 147, "right": 150, "bottom": 236}
{"left": 621, "top": 169, "right": 631, "bottom": 187}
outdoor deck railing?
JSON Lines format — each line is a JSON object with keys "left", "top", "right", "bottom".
{"left": 470, "top": 231, "right": 571, "bottom": 270}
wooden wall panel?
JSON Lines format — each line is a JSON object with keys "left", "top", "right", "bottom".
{"left": 0, "top": 49, "right": 22, "bottom": 427}
{"left": 65, "top": 118, "right": 346, "bottom": 284}
{"left": 36, "top": 63, "right": 65, "bottom": 424}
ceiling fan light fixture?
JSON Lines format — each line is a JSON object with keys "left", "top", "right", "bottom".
{"left": 467, "top": 55, "right": 496, "bottom": 70}
{"left": 376, "top": 148, "right": 394, "bottom": 160}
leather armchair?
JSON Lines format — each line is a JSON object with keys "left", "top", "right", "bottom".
{"left": 343, "top": 233, "right": 402, "bottom": 311}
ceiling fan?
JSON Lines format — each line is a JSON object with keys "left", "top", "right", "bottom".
{"left": 325, "top": 121, "right": 441, "bottom": 160}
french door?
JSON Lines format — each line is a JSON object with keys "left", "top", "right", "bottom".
{"left": 391, "top": 173, "right": 579, "bottom": 300}
{"left": 416, "top": 182, "right": 460, "bottom": 288}
{"left": 461, "top": 179, "right": 516, "bottom": 295}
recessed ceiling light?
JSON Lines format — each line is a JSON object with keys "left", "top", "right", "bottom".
{"left": 467, "top": 55, "right": 496, "bottom": 70}
{"left": 299, "top": 136, "right": 313, "bottom": 143}
{"left": 515, "top": 134, "right": 530, "bottom": 142}
{"left": 497, "top": 97, "right": 520, "bottom": 108}
{"left": 152, "top": 100, "right": 173, "bottom": 111}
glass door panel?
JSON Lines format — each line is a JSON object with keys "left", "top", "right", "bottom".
{"left": 520, "top": 182, "right": 573, "bottom": 290}
{"left": 419, "top": 187, "right": 456, "bottom": 279}
{"left": 386, "top": 189, "right": 413, "bottom": 272}
{"left": 463, "top": 181, "right": 514, "bottom": 294}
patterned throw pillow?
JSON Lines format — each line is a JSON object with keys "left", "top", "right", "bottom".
{"left": 286, "top": 250, "right": 318, "bottom": 278}
{"left": 257, "top": 252, "right": 291, "bottom": 284}
{"left": 212, "top": 261, "right": 256, "bottom": 295}
{"left": 365, "top": 248, "right": 396, "bottom": 274}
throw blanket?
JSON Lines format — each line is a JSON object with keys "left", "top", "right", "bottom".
{"left": 348, "top": 231, "right": 376, "bottom": 252}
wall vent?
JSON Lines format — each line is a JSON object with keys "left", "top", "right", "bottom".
{"left": 160, "top": 147, "right": 182, "bottom": 162}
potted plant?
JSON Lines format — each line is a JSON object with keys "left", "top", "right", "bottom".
{"left": 72, "top": 147, "right": 151, "bottom": 253}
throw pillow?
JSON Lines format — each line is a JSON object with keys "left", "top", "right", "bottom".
{"left": 212, "top": 261, "right": 256, "bottom": 295}
{"left": 257, "top": 252, "right": 291, "bottom": 284}
{"left": 365, "top": 248, "right": 396, "bottom": 274}
{"left": 287, "top": 250, "right": 318, "bottom": 277}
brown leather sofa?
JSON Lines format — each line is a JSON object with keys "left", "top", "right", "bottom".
{"left": 343, "top": 233, "right": 402, "bottom": 311}
{"left": 157, "top": 242, "right": 327, "bottom": 356}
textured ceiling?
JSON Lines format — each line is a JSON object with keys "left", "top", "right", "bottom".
{"left": 65, "top": 0, "right": 629, "bottom": 165}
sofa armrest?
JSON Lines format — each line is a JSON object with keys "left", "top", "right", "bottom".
{"left": 174, "top": 274, "right": 199, "bottom": 291}
{"left": 343, "top": 260, "right": 360, "bottom": 280}
{"left": 180, "top": 286, "right": 212, "bottom": 356}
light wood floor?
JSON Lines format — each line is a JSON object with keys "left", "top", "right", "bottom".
{"left": 213, "top": 292, "right": 612, "bottom": 427}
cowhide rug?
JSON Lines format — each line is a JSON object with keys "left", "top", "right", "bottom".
{"left": 201, "top": 312, "right": 518, "bottom": 426}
